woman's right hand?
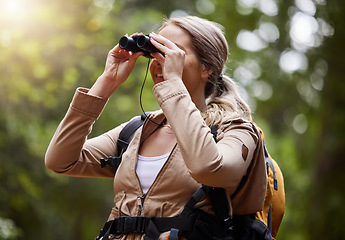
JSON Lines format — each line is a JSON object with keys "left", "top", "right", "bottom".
{"left": 89, "top": 38, "right": 143, "bottom": 98}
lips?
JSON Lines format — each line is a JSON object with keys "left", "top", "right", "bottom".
{"left": 150, "top": 60, "right": 164, "bottom": 81}
{"left": 154, "top": 69, "right": 164, "bottom": 81}
{"left": 155, "top": 73, "right": 164, "bottom": 82}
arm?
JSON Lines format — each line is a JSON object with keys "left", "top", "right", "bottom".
{"left": 45, "top": 41, "right": 143, "bottom": 177}
{"left": 45, "top": 88, "right": 125, "bottom": 178}
{"left": 149, "top": 33, "right": 266, "bottom": 189}
{"left": 153, "top": 78, "right": 262, "bottom": 188}
{"left": 89, "top": 42, "right": 143, "bottom": 98}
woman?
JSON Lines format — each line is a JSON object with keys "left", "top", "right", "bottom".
{"left": 45, "top": 16, "right": 267, "bottom": 239}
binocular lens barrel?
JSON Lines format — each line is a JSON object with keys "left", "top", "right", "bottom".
{"left": 118, "top": 35, "right": 163, "bottom": 58}
{"left": 137, "top": 35, "right": 158, "bottom": 53}
{"left": 119, "top": 36, "right": 141, "bottom": 53}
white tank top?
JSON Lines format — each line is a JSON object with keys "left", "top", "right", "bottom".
{"left": 136, "top": 153, "right": 170, "bottom": 193}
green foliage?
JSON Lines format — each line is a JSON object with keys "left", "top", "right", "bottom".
{"left": 1, "top": 0, "right": 344, "bottom": 239}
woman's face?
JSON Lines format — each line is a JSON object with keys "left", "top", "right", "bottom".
{"left": 149, "top": 24, "right": 207, "bottom": 101}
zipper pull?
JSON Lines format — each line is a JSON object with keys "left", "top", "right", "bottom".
{"left": 137, "top": 195, "right": 143, "bottom": 212}
{"left": 137, "top": 194, "right": 146, "bottom": 215}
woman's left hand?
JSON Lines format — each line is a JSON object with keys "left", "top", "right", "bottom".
{"left": 149, "top": 32, "right": 186, "bottom": 82}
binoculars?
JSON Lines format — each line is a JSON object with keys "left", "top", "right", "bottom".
{"left": 119, "top": 35, "right": 164, "bottom": 58}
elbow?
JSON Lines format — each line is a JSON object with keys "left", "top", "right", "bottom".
{"left": 44, "top": 154, "right": 56, "bottom": 172}
{"left": 44, "top": 150, "right": 62, "bottom": 173}
{"left": 187, "top": 156, "right": 223, "bottom": 185}
{"left": 188, "top": 156, "right": 245, "bottom": 188}
{"left": 44, "top": 141, "right": 70, "bottom": 173}
{"left": 45, "top": 140, "right": 58, "bottom": 172}
{"left": 45, "top": 160, "right": 55, "bottom": 172}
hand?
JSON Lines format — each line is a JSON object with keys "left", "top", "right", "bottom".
{"left": 149, "top": 32, "right": 185, "bottom": 82}
{"left": 89, "top": 34, "right": 143, "bottom": 98}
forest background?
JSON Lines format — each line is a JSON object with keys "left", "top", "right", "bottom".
{"left": 1, "top": 0, "right": 344, "bottom": 239}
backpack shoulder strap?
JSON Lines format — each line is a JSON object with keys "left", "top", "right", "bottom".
{"left": 205, "top": 125, "right": 232, "bottom": 229}
{"left": 100, "top": 112, "right": 150, "bottom": 168}
{"left": 208, "top": 123, "right": 274, "bottom": 240}
{"left": 117, "top": 113, "right": 149, "bottom": 155}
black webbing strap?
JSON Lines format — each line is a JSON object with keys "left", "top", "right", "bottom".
{"left": 96, "top": 216, "right": 195, "bottom": 240}
{"left": 208, "top": 125, "right": 233, "bottom": 229}
{"left": 266, "top": 205, "right": 273, "bottom": 239}
{"left": 179, "top": 185, "right": 210, "bottom": 217}
{"left": 95, "top": 220, "right": 113, "bottom": 240}
{"left": 117, "top": 113, "right": 148, "bottom": 155}
{"left": 144, "top": 217, "right": 195, "bottom": 240}
{"left": 144, "top": 220, "right": 160, "bottom": 240}
{"left": 100, "top": 113, "right": 149, "bottom": 168}
{"left": 249, "top": 218, "right": 272, "bottom": 240}
{"left": 208, "top": 187, "right": 233, "bottom": 230}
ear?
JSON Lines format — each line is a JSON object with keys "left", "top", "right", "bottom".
{"left": 200, "top": 64, "right": 213, "bottom": 80}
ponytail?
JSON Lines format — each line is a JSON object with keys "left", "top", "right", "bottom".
{"left": 214, "top": 75, "right": 228, "bottom": 98}
{"left": 204, "top": 75, "right": 251, "bottom": 128}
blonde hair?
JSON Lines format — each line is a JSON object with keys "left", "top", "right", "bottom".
{"left": 160, "top": 16, "right": 251, "bottom": 127}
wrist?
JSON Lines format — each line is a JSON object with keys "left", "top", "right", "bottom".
{"left": 89, "top": 75, "right": 121, "bottom": 98}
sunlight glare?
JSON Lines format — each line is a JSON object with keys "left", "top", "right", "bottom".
{"left": 1, "top": 0, "right": 28, "bottom": 22}
{"left": 258, "top": 22, "right": 280, "bottom": 42}
{"left": 196, "top": 0, "right": 215, "bottom": 15}
{"left": 290, "top": 12, "right": 319, "bottom": 50}
{"left": 258, "top": 0, "right": 278, "bottom": 16}
{"left": 4, "top": 0, "right": 19, "bottom": 12}
{"left": 279, "top": 50, "right": 308, "bottom": 73}
{"left": 252, "top": 80, "right": 273, "bottom": 101}
{"left": 236, "top": 30, "right": 268, "bottom": 52}
{"left": 293, "top": 113, "right": 308, "bottom": 134}
{"left": 295, "top": 0, "right": 316, "bottom": 16}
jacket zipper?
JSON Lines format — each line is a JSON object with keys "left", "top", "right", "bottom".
{"left": 137, "top": 194, "right": 145, "bottom": 215}
{"left": 135, "top": 116, "right": 151, "bottom": 216}
{"left": 135, "top": 143, "right": 177, "bottom": 216}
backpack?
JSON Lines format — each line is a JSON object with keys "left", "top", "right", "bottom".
{"left": 98, "top": 113, "right": 285, "bottom": 240}
{"left": 254, "top": 125, "right": 285, "bottom": 239}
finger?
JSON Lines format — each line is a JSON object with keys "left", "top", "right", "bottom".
{"left": 149, "top": 32, "right": 180, "bottom": 51}
{"left": 110, "top": 44, "right": 121, "bottom": 53}
{"left": 128, "top": 51, "right": 144, "bottom": 67}
{"left": 150, "top": 52, "right": 165, "bottom": 65}
{"left": 129, "top": 32, "right": 143, "bottom": 37}
{"left": 109, "top": 46, "right": 130, "bottom": 59}
{"left": 149, "top": 38, "right": 172, "bottom": 58}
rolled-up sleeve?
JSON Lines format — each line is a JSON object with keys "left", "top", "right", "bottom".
{"left": 153, "top": 78, "right": 264, "bottom": 190}
{"left": 45, "top": 87, "right": 122, "bottom": 178}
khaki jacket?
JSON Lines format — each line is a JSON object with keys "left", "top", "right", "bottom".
{"left": 45, "top": 77, "right": 267, "bottom": 239}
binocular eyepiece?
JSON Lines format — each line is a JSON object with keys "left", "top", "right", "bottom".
{"left": 119, "top": 35, "right": 163, "bottom": 58}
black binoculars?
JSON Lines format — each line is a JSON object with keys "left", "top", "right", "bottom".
{"left": 119, "top": 35, "right": 164, "bottom": 58}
